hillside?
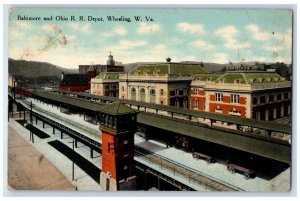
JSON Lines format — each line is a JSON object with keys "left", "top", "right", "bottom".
{"left": 8, "top": 58, "right": 77, "bottom": 78}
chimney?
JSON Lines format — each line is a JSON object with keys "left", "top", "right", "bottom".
{"left": 166, "top": 57, "right": 171, "bottom": 75}
{"left": 61, "top": 72, "right": 64, "bottom": 81}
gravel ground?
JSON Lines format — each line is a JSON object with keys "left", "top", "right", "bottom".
{"left": 7, "top": 123, "right": 76, "bottom": 190}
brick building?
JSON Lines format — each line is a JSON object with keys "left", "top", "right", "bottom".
{"left": 190, "top": 71, "right": 291, "bottom": 120}
{"left": 79, "top": 53, "right": 124, "bottom": 75}
{"left": 59, "top": 73, "right": 90, "bottom": 92}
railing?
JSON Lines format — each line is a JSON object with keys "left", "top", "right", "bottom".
{"left": 50, "top": 89, "right": 291, "bottom": 135}
{"left": 119, "top": 74, "right": 193, "bottom": 81}
{"left": 19, "top": 99, "right": 101, "bottom": 148}
{"left": 204, "top": 81, "right": 291, "bottom": 91}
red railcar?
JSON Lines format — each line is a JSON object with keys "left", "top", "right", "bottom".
{"left": 13, "top": 88, "right": 33, "bottom": 97}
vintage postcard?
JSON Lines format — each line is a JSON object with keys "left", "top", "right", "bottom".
{"left": 7, "top": 7, "right": 292, "bottom": 192}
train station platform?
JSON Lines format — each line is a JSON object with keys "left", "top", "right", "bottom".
{"left": 11, "top": 97, "right": 291, "bottom": 191}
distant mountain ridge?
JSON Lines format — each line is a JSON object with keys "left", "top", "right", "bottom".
{"left": 9, "top": 58, "right": 291, "bottom": 78}
{"left": 8, "top": 58, "right": 77, "bottom": 78}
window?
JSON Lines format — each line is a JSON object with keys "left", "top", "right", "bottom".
{"left": 269, "top": 95, "right": 274, "bottom": 102}
{"left": 112, "top": 85, "right": 117, "bottom": 89}
{"left": 194, "top": 88, "right": 199, "bottom": 95}
{"left": 194, "top": 100, "right": 199, "bottom": 108}
{"left": 260, "top": 96, "right": 265, "bottom": 104}
{"left": 284, "top": 93, "right": 289, "bottom": 99}
{"left": 215, "top": 93, "right": 223, "bottom": 102}
{"left": 215, "top": 108, "right": 223, "bottom": 113}
{"left": 111, "top": 118, "right": 116, "bottom": 128}
{"left": 183, "top": 89, "right": 188, "bottom": 95}
{"left": 252, "top": 97, "right": 257, "bottom": 105}
{"left": 131, "top": 88, "right": 136, "bottom": 101}
{"left": 229, "top": 110, "right": 241, "bottom": 116}
{"left": 277, "top": 94, "right": 282, "bottom": 101}
{"left": 160, "top": 89, "right": 164, "bottom": 96}
{"left": 150, "top": 89, "right": 156, "bottom": 104}
{"left": 140, "top": 88, "right": 145, "bottom": 102}
{"left": 231, "top": 94, "right": 240, "bottom": 103}
{"left": 175, "top": 89, "right": 179, "bottom": 96}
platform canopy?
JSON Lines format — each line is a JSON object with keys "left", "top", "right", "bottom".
{"left": 99, "top": 102, "right": 138, "bottom": 116}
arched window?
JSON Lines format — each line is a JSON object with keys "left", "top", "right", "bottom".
{"left": 140, "top": 88, "right": 145, "bottom": 102}
{"left": 150, "top": 89, "right": 156, "bottom": 104}
{"left": 131, "top": 88, "right": 136, "bottom": 101}
{"left": 160, "top": 89, "right": 164, "bottom": 96}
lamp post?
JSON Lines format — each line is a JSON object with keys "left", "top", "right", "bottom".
{"left": 68, "top": 139, "right": 75, "bottom": 181}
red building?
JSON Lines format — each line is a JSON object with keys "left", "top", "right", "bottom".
{"left": 59, "top": 73, "right": 90, "bottom": 92}
{"left": 190, "top": 71, "right": 291, "bottom": 120}
{"left": 60, "top": 53, "right": 123, "bottom": 93}
{"left": 99, "top": 102, "right": 138, "bottom": 190}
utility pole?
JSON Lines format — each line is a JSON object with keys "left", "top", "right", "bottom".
{"left": 30, "top": 101, "right": 34, "bottom": 143}
{"left": 13, "top": 79, "right": 16, "bottom": 100}
{"left": 69, "top": 139, "right": 75, "bottom": 181}
{"left": 30, "top": 101, "right": 33, "bottom": 124}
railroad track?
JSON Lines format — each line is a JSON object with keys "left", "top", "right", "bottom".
{"left": 134, "top": 146, "right": 243, "bottom": 191}
{"left": 21, "top": 98, "right": 242, "bottom": 191}
{"left": 22, "top": 99, "right": 100, "bottom": 140}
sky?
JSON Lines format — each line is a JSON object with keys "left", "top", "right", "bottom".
{"left": 8, "top": 8, "right": 293, "bottom": 69}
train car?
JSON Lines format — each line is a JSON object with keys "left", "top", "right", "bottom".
{"left": 227, "top": 163, "right": 255, "bottom": 179}
{"left": 192, "top": 151, "right": 216, "bottom": 164}
{"left": 14, "top": 87, "right": 33, "bottom": 98}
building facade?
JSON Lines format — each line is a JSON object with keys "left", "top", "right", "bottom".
{"left": 59, "top": 73, "right": 90, "bottom": 92}
{"left": 119, "top": 63, "right": 208, "bottom": 108}
{"left": 90, "top": 73, "right": 120, "bottom": 97}
{"left": 190, "top": 71, "right": 291, "bottom": 121}
{"left": 79, "top": 53, "right": 124, "bottom": 75}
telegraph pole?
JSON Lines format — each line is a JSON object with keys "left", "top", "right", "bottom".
{"left": 30, "top": 101, "right": 34, "bottom": 143}
{"left": 13, "top": 78, "right": 15, "bottom": 99}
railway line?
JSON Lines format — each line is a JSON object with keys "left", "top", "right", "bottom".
{"left": 134, "top": 146, "right": 242, "bottom": 191}
{"left": 18, "top": 97, "right": 242, "bottom": 191}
